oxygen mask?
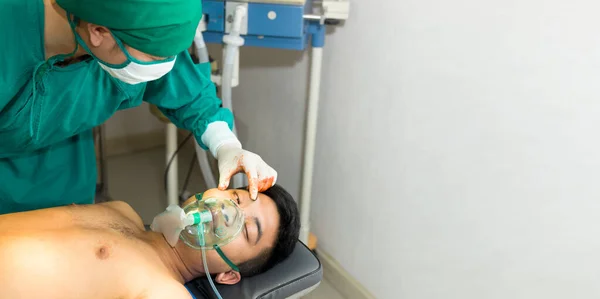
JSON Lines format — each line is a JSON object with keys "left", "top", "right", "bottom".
{"left": 150, "top": 193, "right": 245, "bottom": 249}
{"left": 181, "top": 196, "right": 245, "bottom": 249}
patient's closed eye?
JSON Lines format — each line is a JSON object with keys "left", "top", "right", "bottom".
{"left": 221, "top": 203, "right": 232, "bottom": 225}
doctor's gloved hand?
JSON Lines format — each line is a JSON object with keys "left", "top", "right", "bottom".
{"left": 201, "top": 121, "right": 278, "bottom": 200}
{"left": 216, "top": 144, "right": 277, "bottom": 200}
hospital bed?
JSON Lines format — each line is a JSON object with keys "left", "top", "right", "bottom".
{"left": 185, "top": 241, "right": 323, "bottom": 299}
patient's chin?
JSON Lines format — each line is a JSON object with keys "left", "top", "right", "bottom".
{"left": 215, "top": 271, "right": 241, "bottom": 285}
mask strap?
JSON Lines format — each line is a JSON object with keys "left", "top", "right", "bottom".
{"left": 110, "top": 31, "right": 176, "bottom": 65}
{"left": 67, "top": 13, "right": 132, "bottom": 68}
{"left": 67, "top": 14, "right": 86, "bottom": 55}
{"left": 49, "top": 12, "right": 79, "bottom": 61}
{"left": 110, "top": 33, "right": 138, "bottom": 63}
{"left": 214, "top": 245, "right": 240, "bottom": 272}
{"left": 67, "top": 14, "right": 107, "bottom": 62}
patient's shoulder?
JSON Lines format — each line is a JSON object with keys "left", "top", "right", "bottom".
{"left": 102, "top": 201, "right": 145, "bottom": 229}
{"left": 102, "top": 200, "right": 134, "bottom": 214}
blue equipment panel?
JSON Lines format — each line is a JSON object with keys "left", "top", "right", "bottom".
{"left": 202, "top": 0, "right": 311, "bottom": 50}
{"left": 247, "top": 3, "right": 304, "bottom": 38}
{"left": 203, "top": 1, "right": 225, "bottom": 32}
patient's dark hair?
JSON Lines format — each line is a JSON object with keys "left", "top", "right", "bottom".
{"left": 237, "top": 184, "right": 300, "bottom": 277}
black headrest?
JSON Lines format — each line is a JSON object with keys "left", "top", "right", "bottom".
{"left": 186, "top": 241, "right": 323, "bottom": 299}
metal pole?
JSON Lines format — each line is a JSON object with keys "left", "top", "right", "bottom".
{"left": 166, "top": 123, "right": 179, "bottom": 206}
{"left": 299, "top": 45, "right": 323, "bottom": 244}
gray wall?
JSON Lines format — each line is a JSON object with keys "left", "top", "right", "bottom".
{"left": 106, "top": 0, "right": 600, "bottom": 298}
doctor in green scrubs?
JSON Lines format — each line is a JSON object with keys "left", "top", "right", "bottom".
{"left": 0, "top": 0, "right": 277, "bottom": 214}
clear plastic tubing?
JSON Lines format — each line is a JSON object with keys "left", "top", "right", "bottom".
{"left": 221, "top": 6, "right": 246, "bottom": 120}
{"left": 203, "top": 247, "right": 223, "bottom": 299}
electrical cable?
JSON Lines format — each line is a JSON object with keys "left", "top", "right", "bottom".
{"left": 164, "top": 132, "right": 193, "bottom": 195}
{"left": 180, "top": 153, "right": 197, "bottom": 198}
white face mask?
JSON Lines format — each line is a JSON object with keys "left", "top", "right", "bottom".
{"left": 97, "top": 57, "right": 176, "bottom": 85}
{"left": 68, "top": 14, "right": 177, "bottom": 85}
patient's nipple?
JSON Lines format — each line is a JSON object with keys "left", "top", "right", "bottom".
{"left": 95, "top": 245, "right": 111, "bottom": 260}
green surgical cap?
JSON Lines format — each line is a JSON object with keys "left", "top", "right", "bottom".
{"left": 56, "top": 0, "right": 203, "bottom": 57}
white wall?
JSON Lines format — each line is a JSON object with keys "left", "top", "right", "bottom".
{"left": 230, "top": 0, "right": 600, "bottom": 298}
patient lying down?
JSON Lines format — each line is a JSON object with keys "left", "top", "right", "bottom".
{"left": 0, "top": 185, "right": 300, "bottom": 299}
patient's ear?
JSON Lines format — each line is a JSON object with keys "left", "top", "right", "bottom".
{"left": 215, "top": 271, "right": 241, "bottom": 285}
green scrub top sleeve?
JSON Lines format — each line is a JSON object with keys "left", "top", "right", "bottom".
{"left": 0, "top": 62, "right": 144, "bottom": 158}
{"left": 143, "top": 51, "right": 234, "bottom": 150}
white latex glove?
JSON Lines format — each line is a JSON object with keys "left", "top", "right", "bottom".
{"left": 201, "top": 121, "right": 278, "bottom": 200}
{"left": 216, "top": 144, "right": 277, "bottom": 199}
